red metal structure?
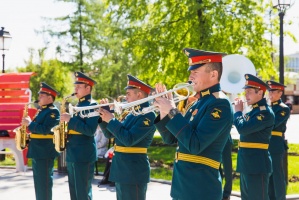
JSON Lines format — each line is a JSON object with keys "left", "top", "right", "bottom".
{"left": 0, "top": 72, "right": 37, "bottom": 171}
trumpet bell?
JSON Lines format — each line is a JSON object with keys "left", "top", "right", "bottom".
{"left": 220, "top": 54, "right": 256, "bottom": 94}
{"left": 173, "top": 83, "right": 196, "bottom": 97}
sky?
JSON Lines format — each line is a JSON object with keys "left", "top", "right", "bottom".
{"left": 1, "top": 0, "right": 299, "bottom": 72}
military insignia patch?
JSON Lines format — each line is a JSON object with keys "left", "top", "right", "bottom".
{"left": 134, "top": 105, "right": 141, "bottom": 111}
{"left": 201, "top": 90, "right": 210, "bottom": 97}
{"left": 256, "top": 114, "right": 264, "bottom": 121}
{"left": 184, "top": 50, "right": 190, "bottom": 56}
{"left": 211, "top": 108, "right": 222, "bottom": 119}
{"left": 80, "top": 97, "right": 85, "bottom": 102}
{"left": 281, "top": 111, "right": 286, "bottom": 116}
{"left": 260, "top": 106, "right": 266, "bottom": 111}
{"left": 50, "top": 113, "right": 56, "bottom": 118}
{"left": 143, "top": 119, "right": 150, "bottom": 126}
{"left": 252, "top": 104, "right": 258, "bottom": 108}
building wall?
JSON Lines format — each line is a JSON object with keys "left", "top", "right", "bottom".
{"left": 286, "top": 52, "right": 299, "bottom": 72}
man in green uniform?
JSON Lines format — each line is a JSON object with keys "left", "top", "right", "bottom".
{"left": 60, "top": 72, "right": 99, "bottom": 200}
{"left": 22, "top": 82, "right": 60, "bottom": 200}
{"left": 266, "top": 80, "right": 290, "bottom": 200}
{"left": 234, "top": 74, "right": 275, "bottom": 200}
{"left": 98, "top": 74, "right": 156, "bottom": 200}
{"left": 154, "top": 48, "right": 234, "bottom": 200}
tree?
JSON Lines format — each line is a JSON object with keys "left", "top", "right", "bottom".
{"left": 39, "top": 0, "right": 134, "bottom": 99}
{"left": 17, "top": 48, "right": 73, "bottom": 100}
{"left": 104, "top": 0, "right": 279, "bottom": 87}
{"left": 42, "top": 0, "right": 107, "bottom": 73}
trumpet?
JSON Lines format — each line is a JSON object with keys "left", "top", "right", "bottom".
{"left": 69, "top": 103, "right": 115, "bottom": 118}
{"left": 114, "top": 82, "right": 195, "bottom": 115}
{"left": 68, "top": 82, "right": 195, "bottom": 117}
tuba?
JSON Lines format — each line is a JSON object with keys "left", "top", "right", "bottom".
{"left": 14, "top": 102, "right": 36, "bottom": 151}
{"left": 220, "top": 54, "right": 256, "bottom": 94}
{"left": 52, "top": 93, "right": 76, "bottom": 152}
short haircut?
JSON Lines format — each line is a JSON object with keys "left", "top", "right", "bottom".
{"left": 254, "top": 88, "right": 265, "bottom": 97}
{"left": 133, "top": 89, "right": 148, "bottom": 97}
{"left": 46, "top": 93, "right": 55, "bottom": 101}
{"left": 204, "top": 62, "right": 223, "bottom": 81}
{"left": 84, "top": 83, "right": 92, "bottom": 92}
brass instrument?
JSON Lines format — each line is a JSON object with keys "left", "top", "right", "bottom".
{"left": 114, "top": 82, "right": 195, "bottom": 115}
{"left": 69, "top": 82, "right": 195, "bottom": 116}
{"left": 68, "top": 102, "right": 115, "bottom": 118}
{"left": 14, "top": 102, "right": 37, "bottom": 151}
{"left": 52, "top": 93, "right": 76, "bottom": 152}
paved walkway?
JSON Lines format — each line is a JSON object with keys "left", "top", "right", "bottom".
{"left": 0, "top": 167, "right": 242, "bottom": 200}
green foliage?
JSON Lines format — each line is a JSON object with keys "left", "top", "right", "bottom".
{"left": 104, "top": 0, "right": 278, "bottom": 87}
{"left": 17, "top": 49, "right": 73, "bottom": 100}
{"left": 288, "top": 144, "right": 299, "bottom": 154}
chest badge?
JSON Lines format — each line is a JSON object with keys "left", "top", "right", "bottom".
{"left": 190, "top": 109, "right": 198, "bottom": 121}
{"left": 256, "top": 114, "right": 264, "bottom": 121}
{"left": 143, "top": 118, "right": 150, "bottom": 126}
{"left": 50, "top": 113, "right": 56, "bottom": 118}
{"left": 211, "top": 108, "right": 222, "bottom": 120}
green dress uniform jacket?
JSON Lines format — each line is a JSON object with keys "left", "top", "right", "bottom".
{"left": 234, "top": 98, "right": 274, "bottom": 174}
{"left": 66, "top": 94, "right": 99, "bottom": 200}
{"left": 155, "top": 84, "right": 233, "bottom": 200}
{"left": 66, "top": 94, "right": 99, "bottom": 162}
{"left": 98, "top": 102, "right": 156, "bottom": 185}
{"left": 27, "top": 103, "right": 60, "bottom": 200}
{"left": 268, "top": 99, "right": 290, "bottom": 155}
{"left": 268, "top": 99, "right": 290, "bottom": 200}
{"left": 234, "top": 98, "right": 275, "bottom": 200}
{"left": 27, "top": 103, "right": 60, "bottom": 159}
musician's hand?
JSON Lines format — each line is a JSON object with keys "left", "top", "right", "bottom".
{"left": 155, "top": 83, "right": 173, "bottom": 99}
{"left": 154, "top": 83, "right": 175, "bottom": 119}
{"left": 154, "top": 97, "right": 176, "bottom": 119}
{"left": 22, "top": 116, "right": 32, "bottom": 126}
{"left": 99, "top": 108, "right": 114, "bottom": 123}
{"left": 60, "top": 113, "right": 71, "bottom": 123}
{"left": 234, "top": 98, "right": 244, "bottom": 112}
{"left": 100, "top": 98, "right": 109, "bottom": 104}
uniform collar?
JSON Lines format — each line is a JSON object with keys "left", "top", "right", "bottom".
{"left": 41, "top": 103, "right": 54, "bottom": 110}
{"left": 252, "top": 98, "right": 267, "bottom": 109}
{"left": 79, "top": 94, "right": 91, "bottom": 102}
{"left": 133, "top": 102, "right": 150, "bottom": 112}
{"left": 271, "top": 99, "right": 282, "bottom": 106}
{"left": 199, "top": 83, "right": 221, "bottom": 98}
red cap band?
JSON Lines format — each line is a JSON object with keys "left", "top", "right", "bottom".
{"left": 269, "top": 85, "right": 284, "bottom": 90}
{"left": 128, "top": 80, "right": 151, "bottom": 94}
{"left": 76, "top": 77, "right": 94, "bottom": 86}
{"left": 246, "top": 80, "right": 267, "bottom": 92}
{"left": 40, "top": 88, "right": 57, "bottom": 97}
{"left": 189, "top": 55, "right": 222, "bottom": 65}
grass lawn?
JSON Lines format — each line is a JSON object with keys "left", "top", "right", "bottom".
{"left": 1, "top": 135, "right": 298, "bottom": 194}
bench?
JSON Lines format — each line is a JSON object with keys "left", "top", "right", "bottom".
{"left": 0, "top": 72, "right": 37, "bottom": 172}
